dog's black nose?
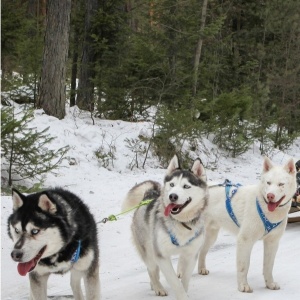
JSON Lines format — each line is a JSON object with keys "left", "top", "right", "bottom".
{"left": 169, "top": 193, "right": 178, "bottom": 202}
{"left": 11, "top": 249, "right": 23, "bottom": 262}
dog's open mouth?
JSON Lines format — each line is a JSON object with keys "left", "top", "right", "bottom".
{"left": 267, "top": 196, "right": 285, "bottom": 212}
{"left": 17, "top": 246, "right": 46, "bottom": 276}
{"left": 164, "top": 198, "right": 192, "bottom": 217}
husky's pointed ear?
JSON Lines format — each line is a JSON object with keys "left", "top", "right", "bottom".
{"left": 284, "top": 158, "right": 295, "bottom": 174}
{"left": 38, "top": 194, "right": 57, "bottom": 214}
{"left": 191, "top": 158, "right": 206, "bottom": 182}
{"left": 12, "top": 189, "right": 24, "bottom": 211}
{"left": 166, "top": 155, "right": 180, "bottom": 175}
{"left": 263, "top": 156, "right": 274, "bottom": 173}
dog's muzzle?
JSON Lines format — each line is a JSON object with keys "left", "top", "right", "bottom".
{"left": 164, "top": 198, "right": 192, "bottom": 216}
{"left": 14, "top": 246, "right": 47, "bottom": 276}
{"left": 264, "top": 195, "right": 286, "bottom": 212}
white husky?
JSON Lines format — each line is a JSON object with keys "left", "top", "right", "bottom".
{"left": 198, "top": 157, "right": 297, "bottom": 293}
{"left": 122, "top": 155, "right": 208, "bottom": 300}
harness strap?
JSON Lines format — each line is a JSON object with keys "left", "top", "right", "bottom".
{"left": 224, "top": 180, "right": 241, "bottom": 227}
{"left": 71, "top": 240, "right": 81, "bottom": 263}
{"left": 256, "top": 199, "right": 282, "bottom": 234}
{"left": 168, "top": 228, "right": 202, "bottom": 247}
{"left": 218, "top": 180, "right": 283, "bottom": 235}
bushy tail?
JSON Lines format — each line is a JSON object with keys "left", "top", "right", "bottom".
{"left": 121, "top": 180, "right": 161, "bottom": 212}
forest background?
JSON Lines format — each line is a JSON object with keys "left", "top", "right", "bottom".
{"left": 1, "top": 0, "right": 300, "bottom": 188}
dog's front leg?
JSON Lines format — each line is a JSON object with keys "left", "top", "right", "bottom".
{"left": 179, "top": 252, "right": 198, "bottom": 292}
{"left": 70, "top": 269, "right": 85, "bottom": 300}
{"left": 83, "top": 264, "right": 101, "bottom": 300}
{"left": 236, "top": 233, "right": 256, "bottom": 293}
{"left": 263, "top": 237, "right": 280, "bottom": 290}
{"left": 157, "top": 258, "right": 189, "bottom": 300}
{"left": 198, "top": 224, "right": 220, "bottom": 275}
{"left": 29, "top": 272, "right": 49, "bottom": 300}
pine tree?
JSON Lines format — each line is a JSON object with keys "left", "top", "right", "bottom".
{"left": 1, "top": 106, "right": 69, "bottom": 186}
{"left": 76, "top": 0, "right": 99, "bottom": 111}
{"left": 37, "top": 0, "right": 72, "bottom": 119}
{"left": 1, "top": 0, "right": 44, "bottom": 100}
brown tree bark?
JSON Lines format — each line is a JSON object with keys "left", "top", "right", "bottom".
{"left": 70, "top": 0, "right": 81, "bottom": 107}
{"left": 76, "top": 0, "right": 99, "bottom": 112}
{"left": 37, "top": 0, "right": 72, "bottom": 119}
{"left": 192, "top": 0, "right": 208, "bottom": 97}
{"left": 70, "top": 26, "right": 79, "bottom": 108}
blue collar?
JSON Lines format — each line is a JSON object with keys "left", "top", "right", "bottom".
{"left": 71, "top": 240, "right": 81, "bottom": 263}
{"left": 168, "top": 228, "right": 202, "bottom": 247}
{"left": 256, "top": 199, "right": 282, "bottom": 235}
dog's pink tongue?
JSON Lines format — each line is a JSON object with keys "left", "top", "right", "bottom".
{"left": 17, "top": 260, "right": 35, "bottom": 276}
{"left": 164, "top": 204, "right": 177, "bottom": 216}
{"left": 268, "top": 202, "right": 277, "bottom": 212}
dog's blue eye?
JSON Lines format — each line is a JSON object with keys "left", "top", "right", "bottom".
{"left": 183, "top": 185, "right": 190, "bottom": 189}
{"left": 15, "top": 228, "right": 20, "bottom": 234}
{"left": 170, "top": 183, "right": 174, "bottom": 187}
{"left": 31, "top": 229, "right": 40, "bottom": 235}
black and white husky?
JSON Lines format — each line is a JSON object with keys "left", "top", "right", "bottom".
{"left": 122, "top": 155, "right": 208, "bottom": 300}
{"left": 7, "top": 188, "right": 100, "bottom": 300}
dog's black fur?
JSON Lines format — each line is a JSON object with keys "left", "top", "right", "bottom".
{"left": 8, "top": 188, "right": 100, "bottom": 299}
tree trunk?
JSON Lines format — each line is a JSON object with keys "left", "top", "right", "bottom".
{"left": 37, "top": 0, "right": 72, "bottom": 119}
{"left": 77, "top": 0, "right": 99, "bottom": 111}
{"left": 192, "top": 0, "right": 208, "bottom": 97}
{"left": 70, "top": 0, "right": 81, "bottom": 107}
{"left": 70, "top": 26, "right": 79, "bottom": 107}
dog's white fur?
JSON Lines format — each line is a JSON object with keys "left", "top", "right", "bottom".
{"left": 123, "top": 155, "right": 208, "bottom": 300}
{"left": 198, "top": 157, "right": 296, "bottom": 292}
{"left": 9, "top": 191, "right": 100, "bottom": 300}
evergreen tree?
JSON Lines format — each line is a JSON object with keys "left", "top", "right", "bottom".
{"left": 92, "top": 0, "right": 135, "bottom": 119}
{"left": 76, "top": 0, "right": 99, "bottom": 111}
{"left": 1, "top": 0, "right": 44, "bottom": 101}
{"left": 263, "top": 0, "right": 300, "bottom": 149}
{"left": 1, "top": 106, "right": 69, "bottom": 186}
{"left": 69, "top": 0, "right": 85, "bottom": 107}
{"left": 37, "top": 0, "right": 72, "bottom": 119}
{"left": 211, "top": 88, "right": 253, "bottom": 157}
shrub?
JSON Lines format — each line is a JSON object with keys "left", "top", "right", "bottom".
{"left": 1, "top": 106, "right": 69, "bottom": 186}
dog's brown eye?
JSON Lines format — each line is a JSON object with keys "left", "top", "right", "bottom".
{"left": 278, "top": 183, "right": 284, "bottom": 187}
{"left": 170, "top": 183, "right": 174, "bottom": 187}
{"left": 15, "top": 228, "right": 20, "bottom": 234}
{"left": 31, "top": 229, "right": 40, "bottom": 235}
{"left": 267, "top": 181, "right": 271, "bottom": 185}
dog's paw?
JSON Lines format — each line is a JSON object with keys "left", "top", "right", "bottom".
{"left": 151, "top": 283, "right": 168, "bottom": 296}
{"left": 198, "top": 268, "right": 209, "bottom": 275}
{"left": 238, "top": 283, "right": 253, "bottom": 293}
{"left": 266, "top": 282, "right": 280, "bottom": 290}
{"left": 154, "top": 288, "right": 168, "bottom": 297}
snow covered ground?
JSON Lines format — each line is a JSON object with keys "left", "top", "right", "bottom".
{"left": 1, "top": 105, "right": 300, "bottom": 299}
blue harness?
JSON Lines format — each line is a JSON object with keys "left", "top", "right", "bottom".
{"left": 71, "top": 240, "right": 81, "bottom": 263}
{"left": 224, "top": 181, "right": 241, "bottom": 227}
{"left": 168, "top": 228, "right": 202, "bottom": 247}
{"left": 222, "top": 180, "right": 283, "bottom": 235}
{"left": 256, "top": 199, "right": 282, "bottom": 234}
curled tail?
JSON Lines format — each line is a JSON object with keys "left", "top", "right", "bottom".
{"left": 121, "top": 180, "right": 161, "bottom": 212}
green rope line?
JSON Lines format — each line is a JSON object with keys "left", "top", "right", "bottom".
{"left": 98, "top": 199, "right": 153, "bottom": 224}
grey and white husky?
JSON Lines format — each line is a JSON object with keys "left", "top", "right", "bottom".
{"left": 122, "top": 155, "right": 208, "bottom": 300}
{"left": 7, "top": 188, "right": 100, "bottom": 300}
{"left": 198, "top": 157, "right": 297, "bottom": 293}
